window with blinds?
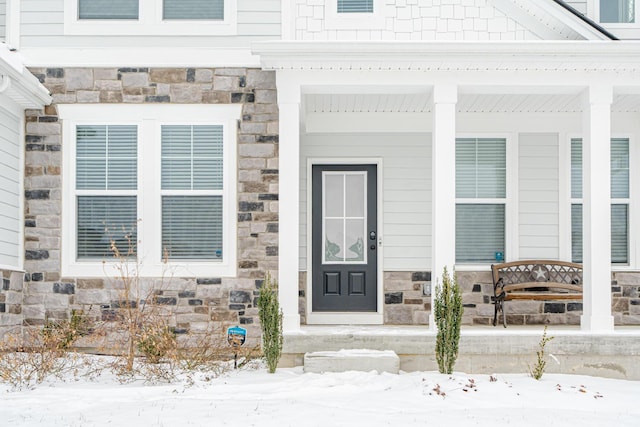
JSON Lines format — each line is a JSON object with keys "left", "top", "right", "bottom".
{"left": 338, "top": 0, "right": 374, "bottom": 13}
{"left": 78, "top": 0, "right": 139, "bottom": 19}
{"left": 76, "top": 125, "right": 138, "bottom": 259}
{"left": 161, "top": 125, "right": 224, "bottom": 260}
{"left": 571, "top": 138, "right": 629, "bottom": 264}
{"left": 455, "top": 138, "right": 506, "bottom": 263}
{"left": 164, "top": 0, "right": 224, "bottom": 20}
{"left": 600, "top": 0, "right": 635, "bottom": 23}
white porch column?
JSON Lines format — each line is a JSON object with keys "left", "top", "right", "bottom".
{"left": 581, "top": 85, "right": 614, "bottom": 332}
{"left": 277, "top": 75, "right": 302, "bottom": 332}
{"left": 430, "top": 84, "right": 458, "bottom": 331}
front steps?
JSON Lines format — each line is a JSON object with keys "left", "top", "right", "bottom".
{"left": 303, "top": 349, "right": 400, "bottom": 374}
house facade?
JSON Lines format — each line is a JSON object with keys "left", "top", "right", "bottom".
{"left": 1, "top": 0, "right": 640, "bottom": 348}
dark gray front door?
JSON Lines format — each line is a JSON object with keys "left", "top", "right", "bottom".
{"left": 312, "top": 164, "right": 377, "bottom": 312}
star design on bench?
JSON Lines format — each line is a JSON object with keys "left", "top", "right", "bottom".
{"left": 531, "top": 265, "right": 549, "bottom": 282}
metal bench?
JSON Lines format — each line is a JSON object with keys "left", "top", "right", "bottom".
{"left": 491, "top": 260, "right": 583, "bottom": 327}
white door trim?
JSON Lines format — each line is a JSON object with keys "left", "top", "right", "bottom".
{"left": 306, "top": 157, "right": 384, "bottom": 325}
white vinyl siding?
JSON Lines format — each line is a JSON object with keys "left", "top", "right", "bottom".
{"left": 518, "top": 133, "right": 559, "bottom": 259}
{"left": 0, "top": 106, "right": 22, "bottom": 269}
{"left": 455, "top": 137, "right": 506, "bottom": 263}
{"left": 0, "top": 0, "right": 6, "bottom": 42}
{"left": 564, "top": 1, "right": 588, "bottom": 14}
{"left": 571, "top": 137, "right": 629, "bottom": 264}
{"left": 301, "top": 133, "right": 431, "bottom": 271}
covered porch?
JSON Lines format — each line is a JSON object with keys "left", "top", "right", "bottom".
{"left": 253, "top": 41, "right": 640, "bottom": 338}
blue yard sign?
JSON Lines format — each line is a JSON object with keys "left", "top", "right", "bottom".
{"left": 227, "top": 325, "right": 247, "bottom": 347}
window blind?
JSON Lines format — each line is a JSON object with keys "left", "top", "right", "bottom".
{"left": 78, "top": 0, "right": 139, "bottom": 19}
{"left": 161, "top": 125, "right": 223, "bottom": 190}
{"left": 456, "top": 138, "right": 506, "bottom": 199}
{"left": 571, "top": 138, "right": 629, "bottom": 264}
{"left": 161, "top": 125, "right": 224, "bottom": 260}
{"left": 162, "top": 196, "right": 223, "bottom": 260}
{"left": 76, "top": 125, "right": 137, "bottom": 190}
{"left": 77, "top": 196, "right": 137, "bottom": 259}
{"left": 164, "top": 0, "right": 224, "bottom": 20}
{"left": 337, "top": 0, "right": 374, "bottom": 13}
{"left": 456, "top": 204, "right": 505, "bottom": 263}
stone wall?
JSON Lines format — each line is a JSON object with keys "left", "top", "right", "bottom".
{"left": 22, "top": 67, "right": 279, "bottom": 346}
{"left": 459, "top": 270, "right": 640, "bottom": 326}
{"left": 0, "top": 269, "right": 24, "bottom": 340}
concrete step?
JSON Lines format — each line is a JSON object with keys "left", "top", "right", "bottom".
{"left": 303, "top": 349, "right": 400, "bottom": 374}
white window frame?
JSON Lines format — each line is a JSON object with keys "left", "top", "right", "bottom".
{"left": 568, "top": 133, "right": 634, "bottom": 268}
{"left": 454, "top": 133, "right": 516, "bottom": 269}
{"left": 64, "top": 0, "right": 237, "bottom": 36}
{"left": 595, "top": 0, "right": 638, "bottom": 26}
{"left": 325, "top": 0, "right": 386, "bottom": 30}
{"left": 59, "top": 104, "right": 240, "bottom": 278}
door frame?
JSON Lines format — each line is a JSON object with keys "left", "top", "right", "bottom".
{"left": 306, "top": 158, "right": 384, "bottom": 325}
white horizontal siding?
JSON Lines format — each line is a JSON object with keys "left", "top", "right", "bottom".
{"left": 518, "top": 133, "right": 559, "bottom": 260}
{"left": 0, "top": 0, "right": 6, "bottom": 42}
{"left": 300, "top": 132, "right": 432, "bottom": 272}
{"left": 20, "top": 0, "right": 279, "bottom": 48}
{"left": 0, "top": 104, "right": 22, "bottom": 267}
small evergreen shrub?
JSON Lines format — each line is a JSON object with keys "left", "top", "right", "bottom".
{"left": 257, "top": 272, "right": 283, "bottom": 374}
{"left": 529, "top": 326, "right": 554, "bottom": 380}
{"left": 434, "top": 266, "right": 463, "bottom": 374}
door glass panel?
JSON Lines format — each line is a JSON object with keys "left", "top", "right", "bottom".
{"left": 345, "top": 219, "right": 365, "bottom": 262}
{"left": 324, "top": 174, "right": 344, "bottom": 217}
{"left": 322, "top": 171, "right": 367, "bottom": 264}
{"left": 345, "top": 174, "right": 365, "bottom": 217}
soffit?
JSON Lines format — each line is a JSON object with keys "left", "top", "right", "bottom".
{"left": 304, "top": 93, "right": 640, "bottom": 114}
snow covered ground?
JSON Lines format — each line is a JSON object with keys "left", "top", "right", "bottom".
{"left": 1, "top": 357, "right": 639, "bottom": 427}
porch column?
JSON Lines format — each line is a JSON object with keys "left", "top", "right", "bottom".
{"left": 277, "top": 76, "right": 302, "bottom": 332}
{"left": 430, "top": 84, "right": 458, "bottom": 330}
{"left": 581, "top": 85, "right": 614, "bottom": 332}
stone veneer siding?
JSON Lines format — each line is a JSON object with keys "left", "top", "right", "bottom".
{"left": 0, "top": 269, "right": 24, "bottom": 339}
{"left": 22, "top": 67, "right": 279, "bottom": 347}
{"left": 298, "top": 269, "right": 640, "bottom": 326}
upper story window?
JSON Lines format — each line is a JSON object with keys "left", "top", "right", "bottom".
{"left": 66, "top": 0, "right": 236, "bottom": 35}
{"left": 600, "top": 0, "right": 635, "bottom": 23}
{"left": 325, "top": 0, "right": 385, "bottom": 29}
{"left": 337, "top": 0, "right": 373, "bottom": 13}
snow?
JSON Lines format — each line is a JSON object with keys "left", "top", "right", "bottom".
{"left": 1, "top": 357, "right": 639, "bottom": 427}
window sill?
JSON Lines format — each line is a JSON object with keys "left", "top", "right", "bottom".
{"left": 62, "top": 260, "right": 237, "bottom": 278}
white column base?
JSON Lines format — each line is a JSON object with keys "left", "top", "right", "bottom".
{"left": 282, "top": 313, "right": 301, "bottom": 333}
{"left": 580, "top": 314, "right": 614, "bottom": 332}
{"left": 428, "top": 313, "right": 436, "bottom": 332}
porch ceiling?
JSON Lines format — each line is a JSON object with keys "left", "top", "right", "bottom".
{"left": 304, "top": 93, "right": 640, "bottom": 114}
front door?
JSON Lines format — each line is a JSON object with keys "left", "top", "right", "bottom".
{"left": 312, "top": 164, "right": 377, "bottom": 311}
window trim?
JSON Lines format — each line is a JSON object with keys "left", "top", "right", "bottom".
{"left": 568, "top": 134, "right": 633, "bottom": 267}
{"left": 59, "top": 104, "right": 240, "bottom": 278}
{"left": 454, "top": 133, "right": 516, "bottom": 266}
{"left": 64, "top": 0, "right": 237, "bottom": 36}
{"left": 325, "top": 0, "right": 386, "bottom": 30}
